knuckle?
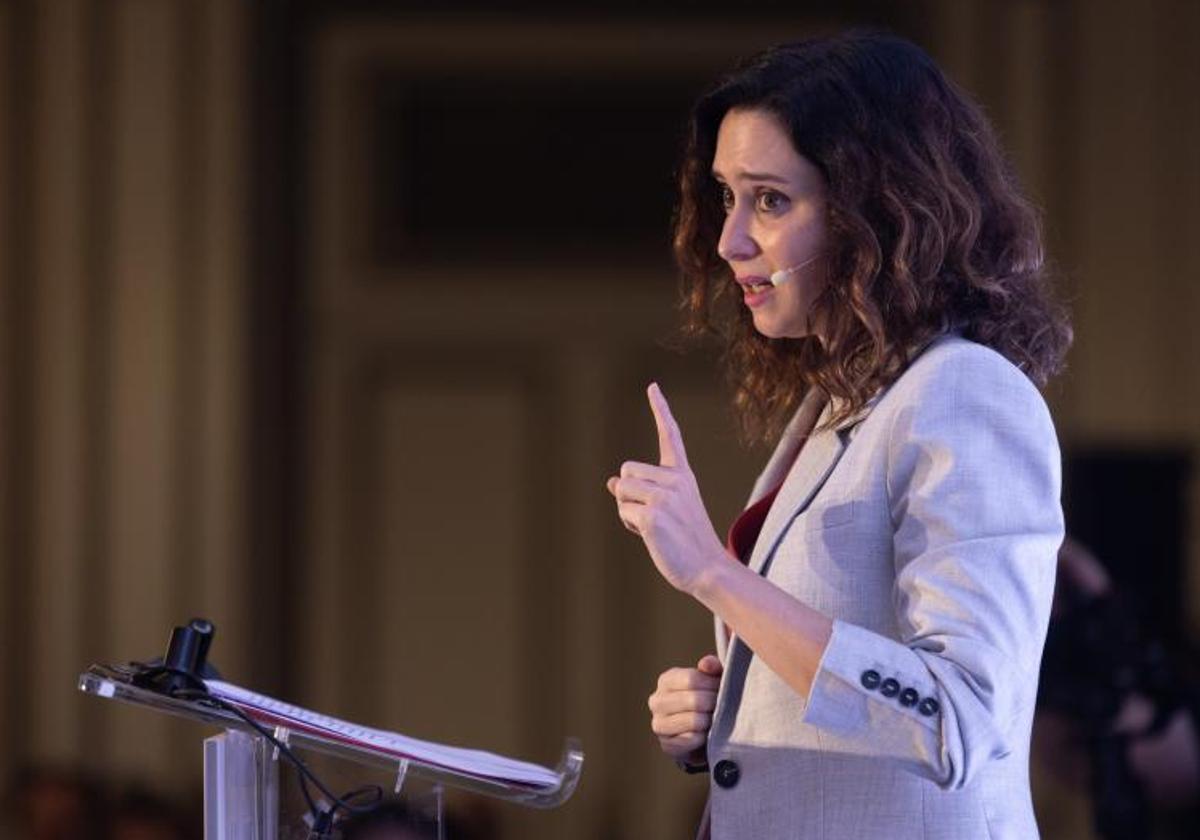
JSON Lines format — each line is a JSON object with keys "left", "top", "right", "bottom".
{"left": 662, "top": 734, "right": 689, "bottom": 753}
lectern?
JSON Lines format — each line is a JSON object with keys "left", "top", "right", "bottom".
{"left": 79, "top": 662, "right": 583, "bottom": 839}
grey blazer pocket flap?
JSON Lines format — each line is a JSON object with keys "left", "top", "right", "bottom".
{"left": 801, "top": 499, "right": 856, "bottom": 530}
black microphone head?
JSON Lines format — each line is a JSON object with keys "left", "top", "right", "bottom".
{"left": 163, "top": 625, "right": 203, "bottom": 675}
{"left": 188, "top": 618, "right": 215, "bottom": 668}
{"left": 189, "top": 617, "right": 214, "bottom": 635}
{"left": 132, "top": 618, "right": 219, "bottom": 695}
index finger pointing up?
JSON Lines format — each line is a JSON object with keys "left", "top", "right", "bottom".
{"left": 648, "top": 382, "right": 689, "bottom": 469}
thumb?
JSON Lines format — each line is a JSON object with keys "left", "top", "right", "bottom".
{"left": 697, "top": 654, "right": 723, "bottom": 676}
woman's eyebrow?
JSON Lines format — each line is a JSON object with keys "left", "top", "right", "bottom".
{"left": 710, "top": 167, "right": 790, "bottom": 185}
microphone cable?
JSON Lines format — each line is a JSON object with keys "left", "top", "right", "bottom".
{"left": 133, "top": 664, "right": 383, "bottom": 838}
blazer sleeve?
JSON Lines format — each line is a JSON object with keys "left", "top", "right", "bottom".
{"left": 798, "top": 346, "right": 1063, "bottom": 790}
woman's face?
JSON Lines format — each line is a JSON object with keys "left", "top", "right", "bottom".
{"left": 712, "top": 107, "right": 829, "bottom": 339}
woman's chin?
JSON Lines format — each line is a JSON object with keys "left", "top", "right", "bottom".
{"left": 751, "top": 311, "right": 809, "bottom": 340}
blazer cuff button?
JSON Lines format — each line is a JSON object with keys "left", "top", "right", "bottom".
{"left": 899, "top": 687, "right": 919, "bottom": 707}
{"left": 860, "top": 669, "right": 882, "bottom": 690}
{"left": 918, "top": 697, "right": 940, "bottom": 716}
{"left": 879, "top": 677, "right": 900, "bottom": 698}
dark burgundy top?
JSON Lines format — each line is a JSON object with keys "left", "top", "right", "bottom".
{"left": 717, "top": 483, "right": 784, "bottom": 650}
{"left": 725, "top": 483, "right": 784, "bottom": 566}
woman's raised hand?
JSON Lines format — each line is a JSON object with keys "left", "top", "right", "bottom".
{"left": 648, "top": 654, "right": 724, "bottom": 764}
{"left": 605, "top": 383, "right": 727, "bottom": 595}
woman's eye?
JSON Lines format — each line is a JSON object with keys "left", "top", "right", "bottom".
{"left": 715, "top": 185, "right": 788, "bottom": 214}
{"left": 756, "top": 190, "right": 789, "bottom": 212}
{"left": 717, "top": 184, "right": 735, "bottom": 212}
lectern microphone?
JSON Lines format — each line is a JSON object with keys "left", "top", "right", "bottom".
{"left": 132, "top": 617, "right": 219, "bottom": 696}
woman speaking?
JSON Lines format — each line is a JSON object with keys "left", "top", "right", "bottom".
{"left": 606, "top": 31, "right": 1071, "bottom": 839}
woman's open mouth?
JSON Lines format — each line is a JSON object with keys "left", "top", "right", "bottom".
{"left": 739, "top": 278, "right": 774, "bottom": 308}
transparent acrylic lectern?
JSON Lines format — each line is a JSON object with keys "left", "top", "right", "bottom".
{"left": 79, "top": 663, "right": 583, "bottom": 839}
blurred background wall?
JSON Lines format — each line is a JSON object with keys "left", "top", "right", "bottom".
{"left": 1, "top": 0, "right": 1198, "bottom": 838}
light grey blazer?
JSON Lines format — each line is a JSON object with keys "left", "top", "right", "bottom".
{"left": 704, "top": 334, "right": 1063, "bottom": 840}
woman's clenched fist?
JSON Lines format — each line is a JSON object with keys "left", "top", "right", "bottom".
{"left": 648, "top": 654, "right": 724, "bottom": 766}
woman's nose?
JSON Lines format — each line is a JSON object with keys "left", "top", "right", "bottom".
{"left": 717, "top": 212, "right": 758, "bottom": 263}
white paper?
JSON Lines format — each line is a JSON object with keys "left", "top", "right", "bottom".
{"left": 204, "top": 679, "right": 559, "bottom": 788}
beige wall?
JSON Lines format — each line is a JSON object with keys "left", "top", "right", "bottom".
{"left": 2, "top": 1, "right": 1198, "bottom": 838}
{"left": 929, "top": 7, "right": 1200, "bottom": 833}
{"left": 1, "top": 0, "right": 248, "bottom": 787}
{"left": 933, "top": 0, "right": 1200, "bottom": 620}
{"left": 0, "top": 0, "right": 11, "bottom": 793}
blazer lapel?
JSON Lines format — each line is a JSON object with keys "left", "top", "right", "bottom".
{"left": 746, "top": 418, "right": 847, "bottom": 577}
{"left": 744, "top": 385, "right": 888, "bottom": 577}
{"left": 746, "top": 388, "right": 827, "bottom": 505}
{"left": 740, "top": 332, "right": 948, "bottom": 520}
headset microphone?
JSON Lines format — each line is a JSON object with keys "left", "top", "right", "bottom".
{"left": 769, "top": 252, "right": 824, "bottom": 287}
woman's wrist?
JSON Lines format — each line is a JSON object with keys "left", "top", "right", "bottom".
{"left": 688, "top": 548, "right": 745, "bottom": 609}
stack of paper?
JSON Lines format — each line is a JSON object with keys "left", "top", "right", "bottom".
{"left": 205, "top": 679, "right": 560, "bottom": 789}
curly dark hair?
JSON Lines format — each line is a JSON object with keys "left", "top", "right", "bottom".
{"left": 674, "top": 30, "right": 1072, "bottom": 443}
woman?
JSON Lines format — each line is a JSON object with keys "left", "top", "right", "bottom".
{"left": 606, "top": 31, "right": 1071, "bottom": 839}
